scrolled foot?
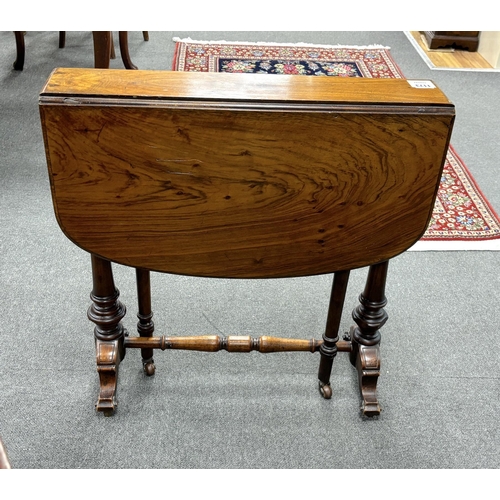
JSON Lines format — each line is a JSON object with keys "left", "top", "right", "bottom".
{"left": 95, "top": 340, "right": 120, "bottom": 415}
{"left": 352, "top": 339, "right": 382, "bottom": 417}
{"left": 318, "top": 380, "right": 332, "bottom": 399}
{"left": 361, "top": 401, "right": 381, "bottom": 418}
{"left": 96, "top": 397, "right": 117, "bottom": 417}
{"left": 95, "top": 363, "right": 118, "bottom": 416}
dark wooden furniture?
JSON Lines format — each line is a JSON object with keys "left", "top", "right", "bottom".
{"left": 424, "top": 31, "right": 480, "bottom": 51}
{"left": 39, "top": 69, "right": 455, "bottom": 417}
{"left": 12, "top": 31, "right": 148, "bottom": 71}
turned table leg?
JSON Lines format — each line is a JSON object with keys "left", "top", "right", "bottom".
{"left": 318, "top": 270, "right": 350, "bottom": 399}
{"left": 87, "top": 254, "right": 126, "bottom": 415}
{"left": 349, "top": 261, "right": 388, "bottom": 417}
{"left": 136, "top": 268, "right": 156, "bottom": 376}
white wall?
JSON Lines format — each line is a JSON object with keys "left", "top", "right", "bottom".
{"left": 478, "top": 31, "right": 500, "bottom": 68}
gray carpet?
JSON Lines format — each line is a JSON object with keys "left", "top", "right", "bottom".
{"left": 0, "top": 31, "right": 499, "bottom": 469}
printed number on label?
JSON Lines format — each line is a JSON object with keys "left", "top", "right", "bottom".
{"left": 408, "top": 80, "right": 436, "bottom": 89}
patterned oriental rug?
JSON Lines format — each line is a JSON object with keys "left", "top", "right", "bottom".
{"left": 172, "top": 39, "right": 500, "bottom": 250}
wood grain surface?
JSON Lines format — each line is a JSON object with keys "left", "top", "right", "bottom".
{"left": 40, "top": 70, "right": 454, "bottom": 278}
{"left": 41, "top": 68, "right": 453, "bottom": 105}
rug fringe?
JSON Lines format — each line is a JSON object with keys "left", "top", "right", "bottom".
{"left": 409, "top": 239, "right": 500, "bottom": 251}
{"left": 172, "top": 37, "right": 390, "bottom": 50}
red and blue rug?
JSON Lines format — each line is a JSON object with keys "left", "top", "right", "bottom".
{"left": 172, "top": 39, "right": 500, "bottom": 250}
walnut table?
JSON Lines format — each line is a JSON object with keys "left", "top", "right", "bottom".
{"left": 39, "top": 69, "right": 455, "bottom": 417}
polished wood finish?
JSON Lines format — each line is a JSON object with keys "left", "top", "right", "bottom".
{"left": 87, "top": 254, "right": 126, "bottom": 415}
{"left": 424, "top": 31, "right": 480, "bottom": 52}
{"left": 318, "top": 270, "right": 350, "bottom": 399}
{"left": 350, "top": 260, "right": 389, "bottom": 416}
{"left": 125, "top": 334, "right": 325, "bottom": 353}
{"left": 91, "top": 32, "right": 113, "bottom": 69}
{"left": 40, "top": 69, "right": 455, "bottom": 416}
{"left": 40, "top": 69, "right": 454, "bottom": 279}
{"left": 40, "top": 67, "right": 453, "bottom": 103}
{"left": 136, "top": 268, "right": 155, "bottom": 375}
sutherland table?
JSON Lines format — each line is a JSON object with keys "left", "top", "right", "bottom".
{"left": 39, "top": 69, "right": 455, "bottom": 417}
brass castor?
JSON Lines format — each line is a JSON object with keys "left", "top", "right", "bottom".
{"left": 143, "top": 360, "right": 156, "bottom": 376}
{"left": 318, "top": 381, "right": 332, "bottom": 399}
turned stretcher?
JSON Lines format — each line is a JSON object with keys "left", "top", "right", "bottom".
{"left": 39, "top": 69, "right": 454, "bottom": 416}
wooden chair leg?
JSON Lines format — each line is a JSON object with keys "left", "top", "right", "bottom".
{"left": 13, "top": 31, "right": 25, "bottom": 70}
{"left": 349, "top": 260, "right": 389, "bottom": 417}
{"left": 136, "top": 268, "right": 156, "bottom": 376}
{"left": 88, "top": 254, "right": 126, "bottom": 415}
{"left": 58, "top": 31, "right": 66, "bottom": 48}
{"left": 118, "top": 31, "right": 138, "bottom": 70}
{"left": 318, "top": 270, "right": 350, "bottom": 398}
{"left": 91, "top": 31, "right": 112, "bottom": 69}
